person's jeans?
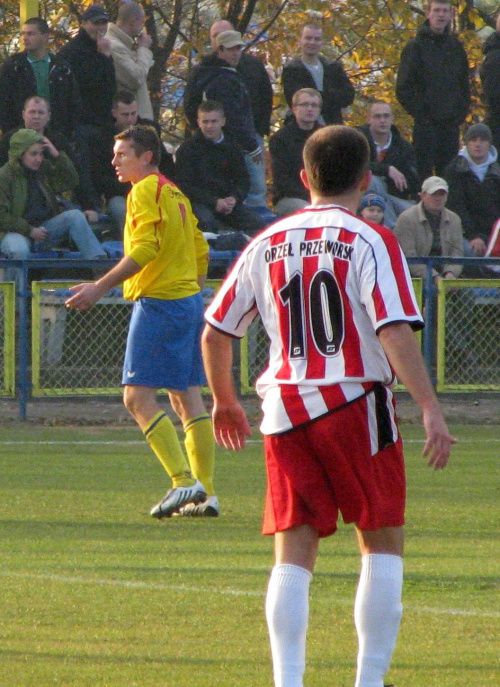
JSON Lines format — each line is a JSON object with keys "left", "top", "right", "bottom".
{"left": 0, "top": 209, "right": 105, "bottom": 285}
{"left": 244, "top": 135, "right": 268, "bottom": 208}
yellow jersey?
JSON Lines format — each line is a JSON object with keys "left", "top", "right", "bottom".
{"left": 123, "top": 172, "right": 209, "bottom": 301}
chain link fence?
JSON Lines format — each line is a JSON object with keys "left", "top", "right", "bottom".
{"left": 437, "top": 280, "right": 500, "bottom": 391}
{"left": 0, "top": 282, "right": 15, "bottom": 396}
{"left": 0, "top": 276, "right": 497, "bottom": 406}
{"left": 32, "top": 282, "right": 132, "bottom": 396}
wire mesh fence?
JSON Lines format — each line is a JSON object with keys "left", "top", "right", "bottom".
{"left": 437, "top": 280, "right": 500, "bottom": 391}
{"left": 0, "top": 282, "right": 15, "bottom": 396}
{"left": 32, "top": 282, "right": 132, "bottom": 396}
{"left": 0, "top": 275, "right": 497, "bottom": 403}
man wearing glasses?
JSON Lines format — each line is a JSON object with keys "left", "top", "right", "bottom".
{"left": 269, "top": 88, "right": 322, "bottom": 216}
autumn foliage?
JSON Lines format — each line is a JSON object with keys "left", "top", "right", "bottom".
{"left": 0, "top": 0, "right": 497, "bottom": 142}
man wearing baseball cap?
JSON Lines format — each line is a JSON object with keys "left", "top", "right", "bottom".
{"left": 58, "top": 5, "right": 116, "bottom": 129}
{"left": 181, "top": 28, "right": 265, "bottom": 210}
{"left": 443, "top": 122, "right": 500, "bottom": 267}
{"left": 394, "top": 175, "right": 464, "bottom": 282}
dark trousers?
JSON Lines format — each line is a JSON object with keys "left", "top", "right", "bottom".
{"left": 413, "top": 119, "right": 460, "bottom": 182}
{"left": 192, "top": 202, "right": 266, "bottom": 237}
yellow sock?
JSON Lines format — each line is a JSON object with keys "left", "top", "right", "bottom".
{"left": 144, "top": 411, "right": 194, "bottom": 488}
{"left": 184, "top": 414, "right": 216, "bottom": 496}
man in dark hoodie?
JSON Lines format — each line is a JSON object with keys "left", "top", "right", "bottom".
{"left": 480, "top": 15, "right": 500, "bottom": 152}
{"left": 269, "top": 88, "right": 322, "bottom": 216}
{"left": 0, "top": 129, "right": 106, "bottom": 282}
{"left": 444, "top": 123, "right": 500, "bottom": 262}
{"left": 176, "top": 100, "right": 265, "bottom": 235}
{"left": 396, "top": 0, "right": 470, "bottom": 181}
{"left": 357, "top": 101, "right": 419, "bottom": 228}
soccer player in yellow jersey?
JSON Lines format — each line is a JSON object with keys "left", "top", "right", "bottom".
{"left": 66, "top": 125, "right": 218, "bottom": 518}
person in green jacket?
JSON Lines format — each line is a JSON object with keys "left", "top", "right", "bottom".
{"left": 0, "top": 128, "right": 105, "bottom": 282}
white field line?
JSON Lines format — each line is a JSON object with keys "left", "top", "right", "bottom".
{"left": 0, "top": 570, "right": 498, "bottom": 618}
{"left": 1, "top": 438, "right": 500, "bottom": 446}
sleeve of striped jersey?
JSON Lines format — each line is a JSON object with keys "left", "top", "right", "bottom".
{"left": 205, "top": 253, "right": 259, "bottom": 337}
{"left": 358, "top": 230, "right": 424, "bottom": 332}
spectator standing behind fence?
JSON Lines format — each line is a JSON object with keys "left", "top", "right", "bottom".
{"left": 106, "top": 2, "right": 154, "bottom": 121}
{"left": 0, "top": 17, "right": 81, "bottom": 138}
{"left": 396, "top": 0, "right": 470, "bottom": 181}
{"left": 269, "top": 88, "right": 322, "bottom": 216}
{"left": 66, "top": 125, "right": 219, "bottom": 519}
{"left": 480, "top": 14, "right": 500, "bottom": 153}
{"left": 357, "top": 101, "right": 419, "bottom": 228}
{"left": 281, "top": 23, "right": 355, "bottom": 126}
{"left": 202, "top": 125, "right": 454, "bottom": 687}
{"left": 0, "top": 95, "right": 102, "bottom": 222}
{"left": 175, "top": 100, "right": 265, "bottom": 236}
{"left": 89, "top": 90, "right": 175, "bottom": 237}
{"left": 443, "top": 124, "right": 500, "bottom": 272}
{"left": 394, "top": 176, "right": 463, "bottom": 282}
{"left": 0, "top": 129, "right": 106, "bottom": 283}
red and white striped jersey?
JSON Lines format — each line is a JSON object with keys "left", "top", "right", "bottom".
{"left": 205, "top": 205, "right": 424, "bottom": 434}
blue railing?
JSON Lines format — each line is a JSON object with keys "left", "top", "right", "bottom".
{"left": 1, "top": 253, "right": 499, "bottom": 420}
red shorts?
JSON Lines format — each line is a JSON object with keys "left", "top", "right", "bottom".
{"left": 263, "top": 389, "right": 405, "bottom": 538}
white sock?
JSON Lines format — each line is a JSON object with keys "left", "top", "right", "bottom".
{"left": 265, "top": 564, "right": 312, "bottom": 687}
{"left": 354, "top": 554, "right": 403, "bottom": 687}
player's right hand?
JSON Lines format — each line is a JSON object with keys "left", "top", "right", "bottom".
{"left": 213, "top": 403, "right": 252, "bottom": 451}
{"left": 421, "top": 409, "right": 457, "bottom": 470}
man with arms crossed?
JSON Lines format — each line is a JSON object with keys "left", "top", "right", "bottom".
{"left": 66, "top": 125, "right": 218, "bottom": 518}
{"left": 202, "top": 126, "right": 455, "bottom": 686}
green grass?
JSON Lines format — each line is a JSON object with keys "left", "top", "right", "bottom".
{"left": 0, "top": 423, "right": 498, "bottom": 686}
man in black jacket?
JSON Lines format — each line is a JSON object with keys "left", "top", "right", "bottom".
{"left": 282, "top": 23, "right": 355, "bottom": 125}
{"left": 444, "top": 123, "right": 500, "bottom": 264}
{"left": 480, "top": 15, "right": 500, "bottom": 152}
{"left": 182, "top": 30, "right": 267, "bottom": 209}
{"left": 396, "top": 0, "right": 470, "bottom": 182}
{"left": 0, "top": 17, "right": 81, "bottom": 138}
{"left": 176, "top": 100, "right": 265, "bottom": 236}
{"left": 357, "top": 101, "right": 418, "bottom": 228}
{"left": 269, "top": 88, "right": 322, "bottom": 216}
{"left": 88, "top": 90, "right": 175, "bottom": 237}
{"left": 58, "top": 5, "right": 116, "bottom": 130}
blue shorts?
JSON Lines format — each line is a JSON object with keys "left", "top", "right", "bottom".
{"left": 122, "top": 294, "right": 205, "bottom": 390}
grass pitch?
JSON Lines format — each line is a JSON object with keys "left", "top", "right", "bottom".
{"left": 0, "top": 422, "right": 498, "bottom": 686}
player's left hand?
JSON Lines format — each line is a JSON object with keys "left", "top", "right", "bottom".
{"left": 213, "top": 402, "right": 252, "bottom": 451}
{"left": 65, "top": 282, "right": 102, "bottom": 311}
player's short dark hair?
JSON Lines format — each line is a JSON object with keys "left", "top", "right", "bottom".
{"left": 115, "top": 125, "right": 161, "bottom": 166}
{"left": 197, "top": 100, "right": 225, "bottom": 116}
{"left": 24, "top": 17, "right": 50, "bottom": 34}
{"left": 23, "top": 95, "right": 51, "bottom": 111}
{"left": 303, "top": 126, "right": 369, "bottom": 196}
{"left": 112, "top": 89, "right": 136, "bottom": 108}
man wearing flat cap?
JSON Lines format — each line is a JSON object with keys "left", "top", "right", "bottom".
{"left": 444, "top": 122, "right": 500, "bottom": 261}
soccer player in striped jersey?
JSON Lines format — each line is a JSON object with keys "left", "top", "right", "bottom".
{"left": 202, "top": 126, "right": 455, "bottom": 686}
{"left": 65, "top": 125, "right": 218, "bottom": 518}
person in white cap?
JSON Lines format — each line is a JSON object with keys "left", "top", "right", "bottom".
{"left": 394, "top": 175, "right": 463, "bottom": 283}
